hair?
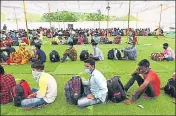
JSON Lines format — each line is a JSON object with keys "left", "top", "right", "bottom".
{"left": 138, "top": 59, "right": 150, "bottom": 68}
{"left": 31, "top": 61, "right": 44, "bottom": 70}
{"left": 0, "top": 65, "right": 5, "bottom": 74}
{"left": 131, "top": 41, "right": 136, "bottom": 45}
{"left": 92, "top": 42, "right": 98, "bottom": 46}
{"left": 84, "top": 58, "right": 95, "bottom": 67}
{"left": 35, "top": 43, "right": 41, "bottom": 49}
{"left": 163, "top": 43, "right": 168, "bottom": 47}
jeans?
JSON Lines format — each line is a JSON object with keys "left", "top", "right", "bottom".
{"left": 164, "top": 56, "right": 174, "bottom": 61}
{"left": 21, "top": 88, "right": 47, "bottom": 107}
{"left": 77, "top": 86, "right": 102, "bottom": 108}
{"left": 61, "top": 53, "right": 74, "bottom": 62}
{"left": 124, "top": 74, "right": 155, "bottom": 101}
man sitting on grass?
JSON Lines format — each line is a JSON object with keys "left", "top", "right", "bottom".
{"left": 162, "top": 43, "right": 175, "bottom": 61}
{"left": 78, "top": 58, "right": 108, "bottom": 107}
{"left": 61, "top": 42, "right": 77, "bottom": 62}
{"left": 30, "top": 43, "right": 46, "bottom": 64}
{"left": 21, "top": 62, "right": 57, "bottom": 110}
{"left": 121, "top": 42, "right": 138, "bottom": 60}
{"left": 89, "top": 42, "right": 104, "bottom": 61}
{"left": 123, "top": 59, "right": 160, "bottom": 104}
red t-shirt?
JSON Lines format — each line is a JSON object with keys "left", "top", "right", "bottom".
{"left": 144, "top": 69, "right": 160, "bottom": 96}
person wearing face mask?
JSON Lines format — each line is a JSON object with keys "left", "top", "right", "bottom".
{"left": 90, "top": 42, "right": 104, "bottom": 61}
{"left": 121, "top": 42, "right": 138, "bottom": 60}
{"left": 162, "top": 43, "right": 175, "bottom": 61}
{"left": 123, "top": 59, "right": 160, "bottom": 104}
{"left": 61, "top": 42, "right": 77, "bottom": 62}
{"left": 77, "top": 58, "right": 108, "bottom": 107}
{"left": 21, "top": 62, "right": 57, "bottom": 110}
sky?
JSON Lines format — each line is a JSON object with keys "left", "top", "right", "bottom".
{"left": 1, "top": 1, "right": 175, "bottom": 25}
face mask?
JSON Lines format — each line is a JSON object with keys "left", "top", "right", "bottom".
{"left": 84, "top": 68, "right": 92, "bottom": 74}
{"left": 163, "top": 46, "right": 167, "bottom": 49}
{"left": 32, "top": 70, "right": 41, "bottom": 83}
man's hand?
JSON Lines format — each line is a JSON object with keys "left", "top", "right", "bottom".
{"left": 87, "top": 94, "right": 95, "bottom": 99}
{"left": 27, "top": 93, "right": 37, "bottom": 98}
{"left": 124, "top": 98, "right": 134, "bottom": 105}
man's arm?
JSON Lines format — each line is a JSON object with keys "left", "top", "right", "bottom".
{"left": 132, "top": 79, "right": 150, "bottom": 97}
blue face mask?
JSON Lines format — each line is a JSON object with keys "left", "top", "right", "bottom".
{"left": 84, "top": 68, "right": 92, "bottom": 74}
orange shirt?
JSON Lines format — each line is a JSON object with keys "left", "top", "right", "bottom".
{"left": 143, "top": 69, "right": 161, "bottom": 96}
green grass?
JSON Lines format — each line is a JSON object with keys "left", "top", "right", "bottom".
{"left": 1, "top": 36, "right": 175, "bottom": 115}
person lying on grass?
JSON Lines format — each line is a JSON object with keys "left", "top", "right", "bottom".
{"left": 61, "top": 42, "right": 77, "bottom": 62}
{"left": 121, "top": 42, "right": 138, "bottom": 61}
{"left": 89, "top": 42, "right": 104, "bottom": 61}
{"left": 21, "top": 62, "right": 57, "bottom": 110}
{"left": 162, "top": 43, "right": 175, "bottom": 61}
{"left": 123, "top": 59, "right": 161, "bottom": 104}
{"left": 77, "top": 58, "right": 108, "bottom": 107}
{"left": 30, "top": 43, "right": 46, "bottom": 64}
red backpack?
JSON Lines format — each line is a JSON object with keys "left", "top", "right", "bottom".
{"left": 12, "top": 80, "right": 32, "bottom": 106}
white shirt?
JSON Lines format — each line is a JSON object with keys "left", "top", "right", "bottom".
{"left": 83, "top": 69, "right": 108, "bottom": 102}
{"left": 93, "top": 47, "right": 104, "bottom": 61}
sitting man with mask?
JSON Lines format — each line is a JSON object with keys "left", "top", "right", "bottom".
{"left": 61, "top": 42, "right": 77, "bottom": 62}
{"left": 90, "top": 42, "right": 104, "bottom": 61}
{"left": 121, "top": 42, "right": 138, "bottom": 60}
{"left": 162, "top": 43, "right": 175, "bottom": 61}
{"left": 78, "top": 58, "right": 108, "bottom": 107}
{"left": 21, "top": 62, "right": 57, "bottom": 110}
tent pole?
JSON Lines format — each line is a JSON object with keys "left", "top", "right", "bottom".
{"left": 14, "top": 6, "right": 19, "bottom": 30}
{"left": 158, "top": 4, "right": 162, "bottom": 39}
{"left": 23, "top": 0, "right": 30, "bottom": 47}
{"left": 126, "top": 0, "right": 131, "bottom": 45}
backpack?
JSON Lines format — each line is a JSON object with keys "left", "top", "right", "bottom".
{"left": 164, "top": 78, "right": 176, "bottom": 98}
{"left": 108, "top": 49, "right": 122, "bottom": 60}
{"left": 0, "top": 74, "right": 16, "bottom": 104}
{"left": 107, "top": 76, "right": 126, "bottom": 103}
{"left": 12, "top": 80, "right": 32, "bottom": 106}
{"left": 64, "top": 76, "right": 84, "bottom": 105}
{"left": 49, "top": 50, "right": 60, "bottom": 62}
{"left": 108, "top": 49, "right": 115, "bottom": 60}
{"left": 51, "top": 41, "right": 58, "bottom": 45}
{"left": 151, "top": 53, "right": 164, "bottom": 61}
{"left": 80, "top": 50, "right": 89, "bottom": 61}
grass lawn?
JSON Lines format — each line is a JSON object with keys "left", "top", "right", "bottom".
{"left": 1, "top": 36, "right": 175, "bottom": 115}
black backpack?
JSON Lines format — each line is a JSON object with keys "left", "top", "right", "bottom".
{"left": 64, "top": 76, "right": 84, "bottom": 105}
{"left": 80, "top": 50, "right": 89, "bottom": 61}
{"left": 108, "top": 49, "right": 121, "bottom": 60}
{"left": 52, "top": 41, "right": 58, "bottom": 45}
{"left": 49, "top": 50, "right": 60, "bottom": 62}
{"left": 11, "top": 80, "right": 32, "bottom": 107}
{"left": 107, "top": 76, "right": 126, "bottom": 103}
{"left": 107, "top": 49, "right": 114, "bottom": 60}
{"left": 164, "top": 78, "right": 176, "bottom": 98}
